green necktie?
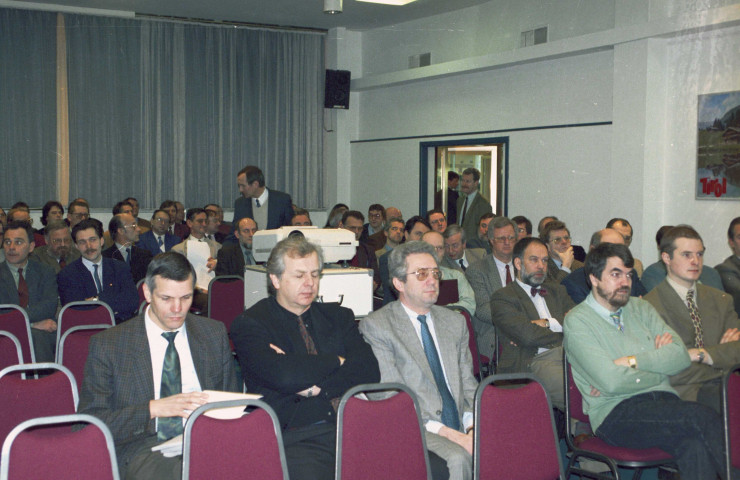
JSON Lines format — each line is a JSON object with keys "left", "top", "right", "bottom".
{"left": 158, "top": 331, "right": 182, "bottom": 440}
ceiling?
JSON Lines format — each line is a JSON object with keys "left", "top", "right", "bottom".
{"left": 12, "top": 0, "right": 493, "bottom": 30}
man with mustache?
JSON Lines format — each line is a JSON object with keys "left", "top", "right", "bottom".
{"left": 57, "top": 218, "right": 139, "bottom": 323}
{"left": 645, "top": 225, "right": 740, "bottom": 412}
{"left": 490, "top": 236, "right": 575, "bottom": 409}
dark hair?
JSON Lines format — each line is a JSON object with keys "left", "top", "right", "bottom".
{"left": 728, "top": 217, "right": 740, "bottom": 239}
{"left": 341, "top": 210, "right": 364, "bottom": 224}
{"left": 72, "top": 218, "right": 104, "bottom": 242}
{"left": 186, "top": 207, "right": 206, "bottom": 222}
{"left": 108, "top": 215, "right": 125, "bottom": 238}
{"left": 478, "top": 212, "right": 495, "bottom": 225}
{"left": 68, "top": 199, "right": 89, "bottom": 212}
{"left": 368, "top": 204, "right": 385, "bottom": 215}
{"left": 585, "top": 243, "right": 634, "bottom": 280}
{"left": 461, "top": 167, "right": 481, "bottom": 182}
{"left": 5, "top": 220, "right": 34, "bottom": 243}
{"left": 512, "top": 237, "right": 547, "bottom": 264}
{"left": 324, "top": 203, "right": 349, "bottom": 228}
{"left": 539, "top": 220, "right": 569, "bottom": 243}
{"left": 204, "top": 203, "right": 220, "bottom": 212}
{"left": 237, "top": 165, "right": 265, "bottom": 187}
{"left": 123, "top": 197, "right": 138, "bottom": 205}
{"left": 112, "top": 200, "right": 134, "bottom": 215}
{"left": 511, "top": 215, "right": 532, "bottom": 235}
{"left": 384, "top": 216, "right": 404, "bottom": 232}
{"left": 41, "top": 201, "right": 64, "bottom": 226}
{"left": 159, "top": 200, "right": 176, "bottom": 210}
{"left": 537, "top": 216, "right": 558, "bottom": 234}
{"left": 10, "top": 202, "right": 29, "bottom": 211}
{"left": 145, "top": 251, "right": 196, "bottom": 293}
{"left": 426, "top": 209, "right": 445, "bottom": 221}
{"left": 659, "top": 225, "right": 703, "bottom": 258}
{"left": 655, "top": 225, "right": 674, "bottom": 247}
{"left": 151, "top": 209, "right": 171, "bottom": 221}
{"left": 447, "top": 171, "right": 459, "bottom": 181}
{"left": 404, "top": 216, "right": 430, "bottom": 233}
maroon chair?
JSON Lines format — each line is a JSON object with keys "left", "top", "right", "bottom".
{"left": 564, "top": 354, "right": 675, "bottom": 479}
{"left": 56, "top": 301, "right": 115, "bottom": 350}
{"left": 723, "top": 363, "right": 740, "bottom": 480}
{"left": 0, "top": 331, "right": 23, "bottom": 372}
{"left": 182, "top": 399, "right": 288, "bottom": 480}
{"left": 336, "top": 383, "right": 431, "bottom": 480}
{"left": 0, "top": 413, "right": 119, "bottom": 480}
{"left": 56, "top": 324, "right": 111, "bottom": 394}
{"left": 0, "top": 305, "right": 35, "bottom": 364}
{"left": 0, "top": 363, "right": 78, "bottom": 448}
{"left": 475, "top": 373, "right": 563, "bottom": 479}
{"left": 136, "top": 279, "right": 148, "bottom": 314}
{"left": 456, "top": 308, "right": 491, "bottom": 378}
{"left": 207, "top": 276, "right": 245, "bottom": 348}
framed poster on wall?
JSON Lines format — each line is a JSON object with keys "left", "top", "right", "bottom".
{"left": 697, "top": 90, "right": 740, "bottom": 199}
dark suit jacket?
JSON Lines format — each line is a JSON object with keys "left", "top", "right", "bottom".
{"left": 215, "top": 243, "right": 253, "bottom": 276}
{"left": 491, "top": 281, "right": 575, "bottom": 373}
{"left": 716, "top": 255, "right": 740, "bottom": 316}
{"left": 230, "top": 297, "right": 379, "bottom": 430}
{"left": 546, "top": 257, "right": 583, "bottom": 284}
{"left": 57, "top": 257, "right": 139, "bottom": 323}
{"left": 102, "top": 245, "right": 153, "bottom": 284}
{"left": 78, "top": 313, "right": 240, "bottom": 469}
{"left": 379, "top": 250, "right": 396, "bottom": 305}
{"left": 136, "top": 230, "right": 180, "bottom": 257}
{"left": 0, "top": 259, "right": 58, "bottom": 323}
{"left": 456, "top": 193, "right": 492, "bottom": 242}
{"left": 561, "top": 267, "right": 646, "bottom": 304}
{"left": 465, "top": 236, "right": 492, "bottom": 255}
{"left": 644, "top": 280, "right": 740, "bottom": 402}
{"left": 463, "top": 254, "right": 509, "bottom": 356}
{"left": 232, "top": 188, "right": 293, "bottom": 232}
{"left": 435, "top": 187, "right": 459, "bottom": 224}
{"left": 362, "top": 230, "right": 386, "bottom": 253}
{"left": 350, "top": 242, "right": 380, "bottom": 286}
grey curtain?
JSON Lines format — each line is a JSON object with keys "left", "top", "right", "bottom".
{"left": 0, "top": 8, "right": 57, "bottom": 207}
{"left": 65, "top": 14, "right": 325, "bottom": 210}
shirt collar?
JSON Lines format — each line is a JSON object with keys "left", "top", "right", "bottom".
{"left": 144, "top": 304, "right": 186, "bottom": 338}
{"left": 585, "top": 291, "right": 624, "bottom": 326}
{"left": 666, "top": 276, "right": 695, "bottom": 301}
{"left": 81, "top": 256, "right": 102, "bottom": 269}
{"left": 254, "top": 187, "right": 269, "bottom": 206}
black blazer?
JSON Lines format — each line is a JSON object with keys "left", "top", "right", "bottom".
{"left": 102, "top": 245, "right": 153, "bottom": 284}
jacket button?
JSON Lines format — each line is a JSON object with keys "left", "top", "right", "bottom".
{"left": 436, "top": 410, "right": 442, "bottom": 416}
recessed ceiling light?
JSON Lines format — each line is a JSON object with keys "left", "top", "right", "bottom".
{"left": 356, "top": 0, "right": 417, "bottom": 5}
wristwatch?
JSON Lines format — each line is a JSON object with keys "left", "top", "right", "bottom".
{"left": 698, "top": 349, "right": 705, "bottom": 364}
{"left": 307, "top": 386, "right": 314, "bottom": 397}
{"left": 627, "top": 356, "right": 637, "bottom": 369}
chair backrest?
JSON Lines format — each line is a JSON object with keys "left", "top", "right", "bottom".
{"left": 0, "top": 331, "right": 23, "bottom": 371}
{"left": 56, "top": 324, "right": 111, "bottom": 393}
{"left": 56, "top": 301, "right": 115, "bottom": 348}
{"left": 563, "top": 355, "right": 590, "bottom": 426}
{"left": 723, "top": 363, "right": 740, "bottom": 479}
{"left": 0, "top": 363, "right": 78, "bottom": 447}
{"left": 207, "top": 276, "right": 245, "bottom": 331}
{"left": 474, "top": 373, "right": 563, "bottom": 480}
{"left": 336, "top": 383, "right": 431, "bottom": 480}
{"left": 0, "top": 413, "right": 119, "bottom": 480}
{"left": 182, "top": 398, "right": 288, "bottom": 480}
{"left": 458, "top": 309, "right": 483, "bottom": 377}
{"left": 0, "top": 305, "right": 35, "bottom": 364}
{"left": 136, "top": 278, "right": 146, "bottom": 305}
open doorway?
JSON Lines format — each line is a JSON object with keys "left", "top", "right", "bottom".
{"left": 419, "top": 137, "right": 509, "bottom": 218}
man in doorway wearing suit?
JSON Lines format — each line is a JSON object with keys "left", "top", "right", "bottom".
{"left": 456, "top": 167, "right": 492, "bottom": 242}
{"left": 103, "top": 213, "right": 153, "bottom": 284}
{"left": 230, "top": 237, "right": 379, "bottom": 480}
{"left": 490, "top": 236, "right": 575, "bottom": 409}
{"left": 216, "top": 217, "right": 258, "bottom": 276}
{"left": 360, "top": 241, "right": 478, "bottom": 480}
{"left": 57, "top": 218, "right": 139, "bottom": 323}
{"left": 137, "top": 210, "right": 180, "bottom": 257}
{"left": 79, "top": 252, "right": 240, "bottom": 479}
{"left": 232, "top": 165, "right": 293, "bottom": 237}
{"left": 645, "top": 225, "right": 740, "bottom": 412}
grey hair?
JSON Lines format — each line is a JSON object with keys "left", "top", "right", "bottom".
{"left": 486, "top": 216, "right": 518, "bottom": 240}
{"left": 388, "top": 241, "right": 438, "bottom": 284}
{"left": 145, "top": 251, "right": 196, "bottom": 293}
{"left": 265, "top": 236, "right": 325, "bottom": 295}
{"left": 443, "top": 223, "right": 466, "bottom": 243}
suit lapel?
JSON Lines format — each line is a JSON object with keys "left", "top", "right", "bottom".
{"left": 390, "top": 302, "right": 435, "bottom": 383}
{"left": 129, "top": 318, "right": 155, "bottom": 400}
{"left": 432, "top": 307, "right": 461, "bottom": 400}
{"left": 487, "top": 256, "right": 503, "bottom": 290}
{"left": 513, "top": 282, "right": 540, "bottom": 320}
{"left": 185, "top": 316, "right": 209, "bottom": 388}
{"left": 0, "top": 263, "right": 19, "bottom": 303}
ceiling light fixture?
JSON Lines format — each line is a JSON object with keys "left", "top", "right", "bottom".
{"left": 324, "top": 0, "right": 343, "bottom": 14}
{"left": 356, "top": 0, "right": 417, "bottom": 5}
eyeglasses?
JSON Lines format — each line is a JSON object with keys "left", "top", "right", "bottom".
{"left": 123, "top": 223, "right": 138, "bottom": 230}
{"left": 70, "top": 212, "right": 89, "bottom": 220}
{"left": 405, "top": 268, "right": 442, "bottom": 281}
{"left": 493, "top": 235, "right": 516, "bottom": 243}
{"left": 368, "top": 213, "right": 383, "bottom": 219}
{"left": 551, "top": 236, "right": 571, "bottom": 244}
{"left": 153, "top": 217, "right": 170, "bottom": 224}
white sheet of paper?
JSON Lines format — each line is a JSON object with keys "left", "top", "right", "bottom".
{"left": 185, "top": 240, "right": 214, "bottom": 290}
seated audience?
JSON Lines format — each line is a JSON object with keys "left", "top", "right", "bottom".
{"left": 204, "top": 203, "right": 230, "bottom": 240}
{"left": 39, "top": 200, "right": 64, "bottom": 237}
{"left": 103, "top": 200, "right": 135, "bottom": 248}
{"left": 715, "top": 216, "right": 740, "bottom": 316}
{"left": 137, "top": 209, "right": 180, "bottom": 256}
{"left": 380, "top": 216, "right": 430, "bottom": 305}
{"left": 79, "top": 251, "right": 240, "bottom": 479}
{"left": 324, "top": 203, "right": 348, "bottom": 228}
{"left": 511, "top": 215, "right": 532, "bottom": 241}
{"left": 540, "top": 220, "right": 583, "bottom": 283}
{"left": 103, "top": 213, "right": 153, "bottom": 283}
{"left": 422, "top": 231, "right": 476, "bottom": 315}
{"left": 7, "top": 207, "right": 44, "bottom": 246}
{"left": 360, "top": 203, "right": 385, "bottom": 243}
{"left": 66, "top": 199, "right": 90, "bottom": 228}
{"left": 216, "top": 217, "right": 258, "bottom": 276}
{"left": 0, "top": 206, "right": 6, "bottom": 227}
{"left": 360, "top": 241, "right": 477, "bottom": 480}
{"left": 606, "top": 217, "right": 644, "bottom": 277}
{"left": 58, "top": 218, "right": 139, "bottom": 323}
{"left": 441, "top": 224, "right": 485, "bottom": 272}
{"left": 204, "top": 209, "right": 225, "bottom": 243}
{"left": 0, "top": 221, "right": 58, "bottom": 361}
{"left": 538, "top": 215, "right": 586, "bottom": 262}
{"left": 464, "top": 212, "right": 493, "bottom": 254}
{"left": 31, "top": 220, "right": 80, "bottom": 273}
{"left": 290, "top": 208, "right": 312, "bottom": 226}
{"left": 375, "top": 216, "right": 404, "bottom": 260}
{"left": 124, "top": 197, "right": 151, "bottom": 232}
{"left": 338, "top": 210, "right": 380, "bottom": 287}
{"left": 564, "top": 243, "right": 728, "bottom": 480}
{"left": 426, "top": 208, "right": 448, "bottom": 234}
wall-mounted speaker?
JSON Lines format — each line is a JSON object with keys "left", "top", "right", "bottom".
{"left": 324, "top": 69, "right": 351, "bottom": 109}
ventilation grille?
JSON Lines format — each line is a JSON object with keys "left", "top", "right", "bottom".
{"left": 520, "top": 26, "right": 548, "bottom": 47}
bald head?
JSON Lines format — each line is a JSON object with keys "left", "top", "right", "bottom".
{"left": 589, "top": 228, "right": 625, "bottom": 250}
{"left": 421, "top": 230, "right": 445, "bottom": 262}
{"left": 385, "top": 207, "right": 402, "bottom": 220}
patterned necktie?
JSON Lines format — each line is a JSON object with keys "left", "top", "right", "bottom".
{"left": 17, "top": 268, "right": 29, "bottom": 308}
{"left": 417, "top": 314, "right": 460, "bottom": 431}
{"left": 458, "top": 259, "right": 466, "bottom": 272}
{"left": 296, "top": 315, "right": 317, "bottom": 355}
{"left": 158, "top": 331, "right": 182, "bottom": 440}
{"left": 125, "top": 247, "right": 131, "bottom": 264}
{"left": 505, "top": 265, "right": 512, "bottom": 284}
{"left": 459, "top": 197, "right": 468, "bottom": 225}
{"left": 686, "top": 290, "right": 704, "bottom": 348}
{"left": 92, "top": 264, "right": 103, "bottom": 295}
{"left": 610, "top": 310, "right": 623, "bottom": 332}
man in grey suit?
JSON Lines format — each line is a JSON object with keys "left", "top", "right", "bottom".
{"left": 360, "top": 241, "right": 478, "bottom": 480}
{"left": 645, "top": 225, "right": 740, "bottom": 412}
{"left": 79, "top": 252, "right": 240, "bottom": 479}
{"left": 456, "top": 167, "right": 492, "bottom": 242}
{"left": 490, "top": 236, "right": 574, "bottom": 409}
{"left": 464, "top": 216, "right": 518, "bottom": 359}
{"left": 716, "top": 216, "right": 740, "bottom": 316}
{"left": 441, "top": 224, "right": 485, "bottom": 272}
